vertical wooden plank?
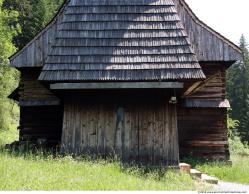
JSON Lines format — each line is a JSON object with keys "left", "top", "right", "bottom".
{"left": 130, "top": 105, "right": 139, "bottom": 162}
{"left": 61, "top": 94, "right": 68, "bottom": 154}
{"left": 105, "top": 105, "right": 116, "bottom": 154}
{"left": 173, "top": 104, "right": 179, "bottom": 165}
{"left": 164, "top": 101, "right": 169, "bottom": 166}
{"left": 75, "top": 95, "right": 81, "bottom": 154}
{"left": 115, "top": 106, "right": 123, "bottom": 156}
{"left": 71, "top": 94, "right": 76, "bottom": 153}
{"left": 169, "top": 103, "right": 179, "bottom": 166}
{"left": 138, "top": 104, "right": 150, "bottom": 165}
{"left": 168, "top": 102, "right": 173, "bottom": 165}
{"left": 97, "top": 104, "right": 106, "bottom": 155}
{"left": 120, "top": 107, "right": 126, "bottom": 160}
{"left": 147, "top": 104, "right": 154, "bottom": 165}
{"left": 123, "top": 105, "right": 131, "bottom": 162}
{"left": 88, "top": 104, "right": 96, "bottom": 151}
{"left": 67, "top": 94, "right": 73, "bottom": 153}
{"left": 170, "top": 103, "right": 174, "bottom": 165}
{"left": 98, "top": 104, "right": 103, "bottom": 155}
{"left": 154, "top": 103, "right": 160, "bottom": 165}
{"left": 158, "top": 102, "right": 164, "bottom": 166}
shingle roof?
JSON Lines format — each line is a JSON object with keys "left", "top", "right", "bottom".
{"left": 38, "top": 0, "right": 205, "bottom": 81}
{"left": 10, "top": 0, "right": 242, "bottom": 69}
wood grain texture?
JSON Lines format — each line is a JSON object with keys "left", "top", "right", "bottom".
{"left": 178, "top": 108, "right": 229, "bottom": 160}
{"left": 61, "top": 91, "right": 179, "bottom": 166}
{"left": 182, "top": 62, "right": 228, "bottom": 108}
{"left": 19, "top": 69, "right": 60, "bottom": 106}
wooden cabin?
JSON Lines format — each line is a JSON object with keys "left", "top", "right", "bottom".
{"left": 9, "top": 0, "right": 242, "bottom": 166}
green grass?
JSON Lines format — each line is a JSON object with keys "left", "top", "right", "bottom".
{"left": 1, "top": 129, "right": 248, "bottom": 190}
{"left": 185, "top": 155, "right": 249, "bottom": 185}
{"left": 0, "top": 149, "right": 207, "bottom": 191}
{"left": 0, "top": 129, "right": 209, "bottom": 191}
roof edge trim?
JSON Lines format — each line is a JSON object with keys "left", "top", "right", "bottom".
{"left": 179, "top": 0, "right": 242, "bottom": 54}
{"left": 9, "top": 0, "right": 70, "bottom": 62}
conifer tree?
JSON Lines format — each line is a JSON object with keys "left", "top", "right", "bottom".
{"left": 227, "top": 35, "right": 249, "bottom": 142}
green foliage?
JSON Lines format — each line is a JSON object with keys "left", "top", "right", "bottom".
{"left": 229, "top": 137, "right": 249, "bottom": 156}
{"left": 227, "top": 113, "right": 249, "bottom": 155}
{"left": 3, "top": 0, "right": 64, "bottom": 49}
{"left": 227, "top": 35, "right": 249, "bottom": 143}
{"left": 227, "top": 111, "right": 240, "bottom": 139}
{"left": 0, "top": 127, "right": 18, "bottom": 146}
{"left": 0, "top": 150, "right": 207, "bottom": 191}
{"left": 194, "top": 155, "right": 249, "bottom": 185}
{"left": 0, "top": 0, "right": 20, "bottom": 132}
{"left": 0, "top": 0, "right": 20, "bottom": 64}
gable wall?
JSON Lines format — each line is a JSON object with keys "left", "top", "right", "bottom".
{"left": 174, "top": 0, "right": 241, "bottom": 61}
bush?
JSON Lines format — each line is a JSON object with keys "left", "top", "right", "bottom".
{"left": 227, "top": 115, "right": 249, "bottom": 156}
{"left": 229, "top": 136, "right": 249, "bottom": 156}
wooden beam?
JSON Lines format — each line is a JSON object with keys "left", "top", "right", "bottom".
{"left": 19, "top": 100, "right": 60, "bottom": 107}
{"left": 182, "top": 81, "right": 202, "bottom": 97}
{"left": 50, "top": 82, "right": 184, "bottom": 90}
{"left": 182, "top": 72, "right": 221, "bottom": 98}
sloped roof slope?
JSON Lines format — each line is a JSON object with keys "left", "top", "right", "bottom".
{"left": 10, "top": 1, "right": 69, "bottom": 68}
{"left": 38, "top": 0, "right": 204, "bottom": 81}
{"left": 9, "top": 0, "right": 242, "bottom": 79}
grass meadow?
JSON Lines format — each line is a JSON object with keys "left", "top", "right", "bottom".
{"left": 0, "top": 149, "right": 206, "bottom": 191}
{"left": 191, "top": 155, "right": 249, "bottom": 185}
{"left": 0, "top": 129, "right": 249, "bottom": 190}
{"left": 0, "top": 128, "right": 210, "bottom": 191}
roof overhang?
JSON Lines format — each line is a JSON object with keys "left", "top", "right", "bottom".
{"left": 50, "top": 82, "right": 184, "bottom": 90}
{"left": 182, "top": 99, "right": 230, "bottom": 108}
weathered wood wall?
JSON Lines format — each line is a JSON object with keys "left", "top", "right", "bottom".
{"left": 178, "top": 62, "right": 229, "bottom": 160}
{"left": 61, "top": 90, "right": 179, "bottom": 166}
{"left": 19, "top": 69, "right": 60, "bottom": 106}
{"left": 18, "top": 69, "right": 63, "bottom": 145}
{"left": 178, "top": 108, "right": 229, "bottom": 160}
{"left": 185, "top": 62, "right": 226, "bottom": 100}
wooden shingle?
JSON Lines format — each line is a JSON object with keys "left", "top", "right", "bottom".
{"left": 39, "top": 0, "right": 204, "bottom": 81}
